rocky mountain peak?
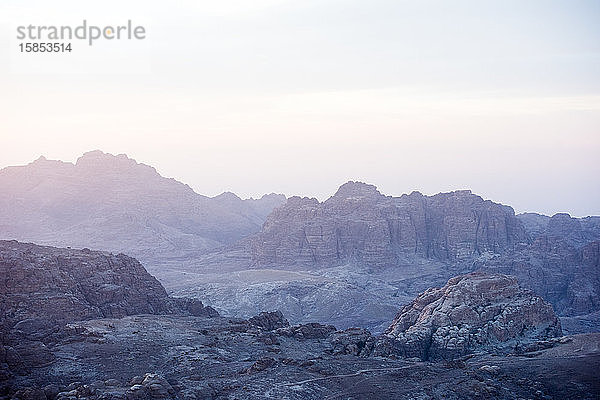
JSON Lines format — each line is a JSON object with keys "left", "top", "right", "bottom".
{"left": 547, "top": 212, "right": 582, "bottom": 238}
{"left": 75, "top": 150, "right": 157, "bottom": 175}
{"left": 329, "top": 181, "right": 383, "bottom": 202}
{"left": 0, "top": 152, "right": 286, "bottom": 266}
{"left": 251, "top": 184, "right": 527, "bottom": 267}
{"left": 214, "top": 191, "right": 242, "bottom": 202}
{"left": 259, "top": 193, "right": 286, "bottom": 201}
{"left": 281, "top": 196, "right": 320, "bottom": 209}
{"left": 27, "top": 155, "right": 73, "bottom": 171}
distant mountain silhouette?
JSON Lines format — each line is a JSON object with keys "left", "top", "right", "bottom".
{"left": 0, "top": 150, "right": 285, "bottom": 268}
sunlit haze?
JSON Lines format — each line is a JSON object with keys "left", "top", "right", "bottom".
{"left": 1, "top": 0, "right": 599, "bottom": 216}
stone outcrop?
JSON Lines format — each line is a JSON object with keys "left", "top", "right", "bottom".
{"left": 478, "top": 213, "right": 600, "bottom": 332}
{"left": 329, "top": 327, "right": 375, "bottom": 357}
{"left": 379, "top": 272, "right": 562, "bottom": 360}
{"left": 248, "top": 311, "right": 289, "bottom": 331}
{"left": 517, "top": 212, "right": 600, "bottom": 248}
{"left": 251, "top": 181, "right": 528, "bottom": 268}
{"left": 0, "top": 240, "right": 218, "bottom": 330}
{"left": 276, "top": 323, "right": 337, "bottom": 339}
{"left": 0, "top": 240, "right": 172, "bottom": 333}
{"left": 1, "top": 265, "right": 598, "bottom": 400}
{"left": 171, "top": 297, "right": 219, "bottom": 318}
{"left": 477, "top": 237, "right": 600, "bottom": 319}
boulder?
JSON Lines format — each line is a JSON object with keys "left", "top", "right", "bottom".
{"left": 247, "top": 311, "right": 289, "bottom": 331}
{"left": 329, "top": 327, "right": 375, "bottom": 357}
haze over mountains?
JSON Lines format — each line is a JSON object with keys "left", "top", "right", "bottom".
{"left": 0, "top": 150, "right": 285, "bottom": 265}
{"left": 1, "top": 150, "right": 600, "bottom": 399}
{"left": 1, "top": 151, "right": 599, "bottom": 334}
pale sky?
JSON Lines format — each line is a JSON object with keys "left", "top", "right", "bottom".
{"left": 1, "top": 0, "right": 599, "bottom": 216}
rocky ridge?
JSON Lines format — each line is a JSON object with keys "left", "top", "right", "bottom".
{"left": 479, "top": 212, "right": 600, "bottom": 332}
{"left": 379, "top": 272, "right": 562, "bottom": 360}
{"left": 250, "top": 181, "right": 528, "bottom": 268}
{"left": 172, "top": 182, "right": 597, "bottom": 335}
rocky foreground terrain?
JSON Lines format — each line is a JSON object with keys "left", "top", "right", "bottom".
{"left": 6, "top": 315, "right": 599, "bottom": 400}
{"left": 2, "top": 241, "right": 599, "bottom": 399}
{"left": 0, "top": 240, "right": 217, "bottom": 388}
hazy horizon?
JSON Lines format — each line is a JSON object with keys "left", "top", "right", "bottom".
{"left": 1, "top": 149, "right": 597, "bottom": 218}
{"left": 1, "top": 0, "right": 599, "bottom": 217}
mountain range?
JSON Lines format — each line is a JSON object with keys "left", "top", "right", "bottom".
{"left": 0, "top": 150, "right": 285, "bottom": 267}
{"left": 1, "top": 151, "right": 599, "bottom": 334}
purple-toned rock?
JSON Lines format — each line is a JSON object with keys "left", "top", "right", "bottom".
{"left": 329, "top": 327, "right": 375, "bottom": 357}
{"left": 0, "top": 241, "right": 172, "bottom": 333}
{"left": 0, "top": 151, "right": 286, "bottom": 270}
{"left": 276, "top": 323, "right": 336, "bottom": 339}
{"left": 250, "top": 181, "right": 527, "bottom": 268}
{"left": 171, "top": 297, "right": 219, "bottom": 318}
{"left": 379, "top": 272, "right": 562, "bottom": 360}
{"left": 248, "top": 311, "right": 289, "bottom": 331}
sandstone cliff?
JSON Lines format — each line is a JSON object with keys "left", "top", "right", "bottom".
{"left": 251, "top": 181, "right": 528, "bottom": 267}
{"left": 0, "top": 240, "right": 218, "bottom": 331}
{"left": 172, "top": 182, "right": 599, "bottom": 334}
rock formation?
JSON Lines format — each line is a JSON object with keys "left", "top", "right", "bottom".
{"left": 478, "top": 213, "right": 600, "bottom": 332}
{"left": 251, "top": 181, "right": 528, "bottom": 268}
{"left": 248, "top": 311, "right": 290, "bottom": 331}
{"left": 0, "top": 240, "right": 172, "bottom": 332}
{"left": 329, "top": 327, "right": 376, "bottom": 357}
{"left": 5, "top": 312, "right": 598, "bottom": 400}
{"left": 379, "top": 272, "right": 562, "bottom": 360}
{"left": 0, "top": 240, "right": 597, "bottom": 400}
{"left": 172, "top": 182, "right": 599, "bottom": 335}
{"left": 276, "top": 322, "right": 337, "bottom": 339}
{"left": 517, "top": 212, "right": 600, "bottom": 248}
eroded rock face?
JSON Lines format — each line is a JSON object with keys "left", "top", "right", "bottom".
{"left": 329, "top": 327, "right": 375, "bottom": 357}
{"left": 171, "top": 297, "right": 219, "bottom": 318}
{"left": 0, "top": 240, "right": 172, "bottom": 332}
{"left": 477, "top": 238, "right": 600, "bottom": 319}
{"left": 380, "top": 272, "right": 562, "bottom": 360}
{"left": 478, "top": 213, "right": 600, "bottom": 332}
{"left": 251, "top": 181, "right": 527, "bottom": 268}
{"left": 0, "top": 241, "right": 218, "bottom": 331}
